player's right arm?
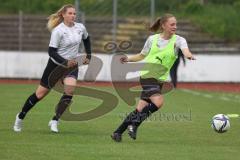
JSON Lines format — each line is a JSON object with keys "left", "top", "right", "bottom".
{"left": 120, "top": 35, "right": 152, "bottom": 63}
{"left": 120, "top": 53, "right": 145, "bottom": 63}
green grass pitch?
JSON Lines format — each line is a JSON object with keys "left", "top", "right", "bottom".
{"left": 0, "top": 84, "right": 240, "bottom": 160}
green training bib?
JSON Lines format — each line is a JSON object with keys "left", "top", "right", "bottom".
{"left": 140, "top": 34, "right": 177, "bottom": 81}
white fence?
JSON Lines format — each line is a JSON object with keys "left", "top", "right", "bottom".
{"left": 0, "top": 51, "right": 240, "bottom": 82}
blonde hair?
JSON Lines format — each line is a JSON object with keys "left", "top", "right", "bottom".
{"left": 149, "top": 13, "right": 175, "bottom": 33}
{"left": 47, "top": 4, "right": 75, "bottom": 31}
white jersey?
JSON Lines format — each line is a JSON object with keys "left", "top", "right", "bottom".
{"left": 141, "top": 34, "right": 188, "bottom": 56}
{"left": 49, "top": 22, "right": 88, "bottom": 60}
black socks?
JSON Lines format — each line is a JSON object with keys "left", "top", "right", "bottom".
{"left": 114, "top": 103, "right": 159, "bottom": 134}
{"left": 18, "top": 93, "right": 73, "bottom": 121}
{"left": 132, "top": 103, "right": 159, "bottom": 127}
{"left": 114, "top": 110, "right": 138, "bottom": 134}
{"left": 52, "top": 94, "right": 73, "bottom": 121}
{"left": 18, "top": 93, "right": 40, "bottom": 119}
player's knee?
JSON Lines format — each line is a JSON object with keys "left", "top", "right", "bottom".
{"left": 64, "top": 91, "right": 74, "bottom": 96}
{"left": 64, "top": 88, "right": 75, "bottom": 96}
{"left": 63, "top": 84, "right": 76, "bottom": 96}
{"left": 35, "top": 90, "right": 48, "bottom": 100}
{"left": 155, "top": 101, "right": 164, "bottom": 108}
{"left": 35, "top": 92, "right": 45, "bottom": 100}
{"left": 151, "top": 96, "right": 164, "bottom": 108}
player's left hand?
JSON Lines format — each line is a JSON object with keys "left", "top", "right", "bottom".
{"left": 82, "top": 56, "right": 90, "bottom": 65}
{"left": 187, "top": 56, "right": 196, "bottom": 60}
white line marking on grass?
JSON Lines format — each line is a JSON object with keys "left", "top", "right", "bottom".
{"left": 219, "top": 93, "right": 240, "bottom": 100}
{"left": 202, "top": 94, "right": 213, "bottom": 98}
{"left": 220, "top": 97, "right": 231, "bottom": 101}
{"left": 180, "top": 89, "right": 240, "bottom": 103}
{"left": 226, "top": 114, "right": 239, "bottom": 118}
{"left": 181, "top": 89, "right": 200, "bottom": 95}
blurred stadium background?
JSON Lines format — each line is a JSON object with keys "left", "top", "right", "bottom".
{"left": 0, "top": 0, "right": 240, "bottom": 84}
{"left": 1, "top": 0, "right": 240, "bottom": 160}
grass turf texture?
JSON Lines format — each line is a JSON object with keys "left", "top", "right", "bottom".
{"left": 0, "top": 84, "right": 240, "bottom": 160}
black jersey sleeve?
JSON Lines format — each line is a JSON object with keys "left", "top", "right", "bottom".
{"left": 82, "top": 36, "right": 92, "bottom": 59}
{"left": 48, "top": 47, "right": 68, "bottom": 66}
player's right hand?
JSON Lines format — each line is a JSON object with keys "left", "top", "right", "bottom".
{"left": 120, "top": 56, "right": 128, "bottom": 64}
{"left": 67, "top": 59, "right": 78, "bottom": 68}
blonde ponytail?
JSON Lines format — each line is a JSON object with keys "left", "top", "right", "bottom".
{"left": 47, "top": 4, "right": 75, "bottom": 32}
{"left": 149, "top": 13, "right": 175, "bottom": 33}
{"left": 149, "top": 17, "right": 162, "bottom": 32}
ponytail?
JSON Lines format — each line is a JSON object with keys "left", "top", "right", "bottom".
{"left": 149, "top": 17, "right": 161, "bottom": 32}
{"left": 148, "top": 13, "right": 175, "bottom": 33}
{"left": 47, "top": 13, "right": 63, "bottom": 32}
{"left": 47, "top": 4, "right": 75, "bottom": 32}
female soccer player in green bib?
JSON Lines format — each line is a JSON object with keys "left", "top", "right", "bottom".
{"left": 111, "top": 14, "right": 195, "bottom": 142}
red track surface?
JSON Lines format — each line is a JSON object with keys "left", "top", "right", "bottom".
{"left": 0, "top": 79, "right": 239, "bottom": 93}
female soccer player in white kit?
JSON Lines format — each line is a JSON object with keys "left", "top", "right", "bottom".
{"left": 13, "top": 4, "right": 92, "bottom": 133}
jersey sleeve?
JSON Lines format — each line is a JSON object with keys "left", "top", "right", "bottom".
{"left": 49, "top": 29, "right": 61, "bottom": 48}
{"left": 176, "top": 35, "right": 188, "bottom": 49}
{"left": 81, "top": 24, "right": 89, "bottom": 40}
{"left": 140, "top": 35, "right": 154, "bottom": 56}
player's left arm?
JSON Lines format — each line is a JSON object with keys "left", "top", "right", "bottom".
{"left": 83, "top": 36, "right": 91, "bottom": 60}
{"left": 82, "top": 24, "right": 92, "bottom": 64}
{"left": 181, "top": 48, "right": 196, "bottom": 60}
{"left": 177, "top": 36, "right": 196, "bottom": 60}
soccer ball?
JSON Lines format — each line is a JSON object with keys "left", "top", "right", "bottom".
{"left": 211, "top": 114, "right": 230, "bottom": 133}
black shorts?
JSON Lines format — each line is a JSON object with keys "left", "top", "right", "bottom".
{"left": 40, "top": 59, "right": 78, "bottom": 89}
{"left": 140, "top": 77, "right": 163, "bottom": 102}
